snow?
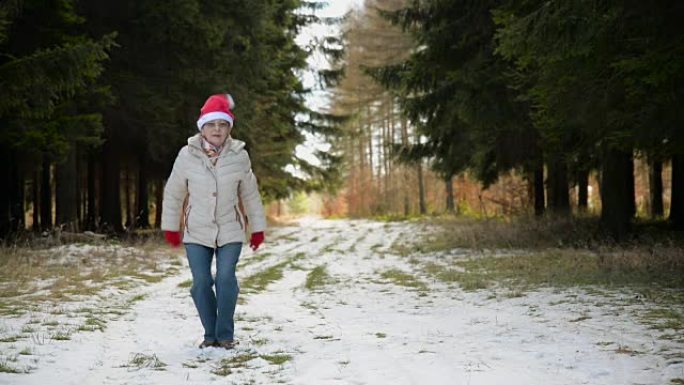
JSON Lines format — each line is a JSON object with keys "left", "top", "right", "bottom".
{"left": 0, "top": 218, "right": 681, "bottom": 384}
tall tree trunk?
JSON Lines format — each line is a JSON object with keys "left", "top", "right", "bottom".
{"left": 625, "top": 152, "right": 636, "bottom": 219}
{"left": 124, "top": 162, "right": 132, "bottom": 229}
{"left": 10, "top": 161, "right": 24, "bottom": 232}
{"left": 0, "top": 149, "right": 10, "bottom": 237}
{"left": 648, "top": 156, "right": 664, "bottom": 218}
{"left": 154, "top": 179, "right": 163, "bottom": 228}
{"left": 137, "top": 155, "right": 150, "bottom": 228}
{"left": 386, "top": 98, "right": 394, "bottom": 211}
{"left": 367, "top": 105, "right": 374, "bottom": 184}
{"left": 445, "top": 175, "right": 455, "bottom": 213}
{"left": 577, "top": 168, "right": 589, "bottom": 213}
{"left": 534, "top": 156, "right": 545, "bottom": 217}
{"left": 40, "top": 156, "right": 52, "bottom": 230}
{"left": 86, "top": 153, "right": 97, "bottom": 230}
{"left": 546, "top": 153, "right": 570, "bottom": 215}
{"left": 32, "top": 170, "right": 40, "bottom": 231}
{"left": 101, "top": 139, "right": 123, "bottom": 233}
{"left": 600, "top": 147, "right": 634, "bottom": 239}
{"left": 55, "top": 147, "right": 79, "bottom": 232}
{"left": 401, "top": 115, "right": 410, "bottom": 217}
{"left": 669, "top": 154, "right": 684, "bottom": 229}
{"left": 76, "top": 149, "right": 83, "bottom": 229}
{"left": 358, "top": 127, "right": 366, "bottom": 216}
{"left": 417, "top": 159, "right": 426, "bottom": 215}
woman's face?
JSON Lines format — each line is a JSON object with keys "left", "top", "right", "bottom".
{"left": 201, "top": 119, "right": 231, "bottom": 147}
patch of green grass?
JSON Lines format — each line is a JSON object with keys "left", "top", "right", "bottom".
{"left": 177, "top": 279, "right": 192, "bottom": 288}
{"left": 123, "top": 353, "right": 167, "bottom": 371}
{"left": 260, "top": 353, "right": 292, "bottom": 365}
{"left": 134, "top": 274, "right": 164, "bottom": 284}
{"left": 421, "top": 262, "right": 491, "bottom": 291}
{"left": 407, "top": 217, "right": 684, "bottom": 288}
{"left": 422, "top": 250, "right": 684, "bottom": 292}
{"left": 300, "top": 301, "right": 318, "bottom": 311}
{"left": 241, "top": 251, "right": 308, "bottom": 294}
{"left": 64, "top": 285, "right": 101, "bottom": 297}
{"left": 241, "top": 262, "right": 287, "bottom": 293}
{"left": 375, "top": 332, "right": 386, "bottom": 338}
{"left": 211, "top": 351, "right": 258, "bottom": 376}
{"left": 305, "top": 265, "right": 336, "bottom": 291}
{"left": 18, "top": 347, "right": 32, "bottom": 355}
{"left": 370, "top": 244, "right": 384, "bottom": 253}
{"left": 129, "top": 294, "right": 146, "bottom": 303}
{"left": 0, "top": 361, "right": 23, "bottom": 373}
{"left": 671, "top": 379, "right": 684, "bottom": 384}
{"left": 313, "top": 335, "right": 335, "bottom": 340}
{"left": 379, "top": 269, "right": 428, "bottom": 292}
{"left": 0, "top": 305, "right": 25, "bottom": 317}
{"left": 79, "top": 316, "right": 106, "bottom": 332}
{"left": 642, "top": 308, "right": 684, "bottom": 331}
{"left": 0, "top": 336, "right": 20, "bottom": 343}
{"left": 321, "top": 245, "right": 338, "bottom": 254}
{"left": 51, "top": 331, "right": 71, "bottom": 341}
{"left": 241, "top": 252, "right": 272, "bottom": 267}
{"left": 107, "top": 308, "right": 126, "bottom": 316}
{"left": 251, "top": 337, "right": 270, "bottom": 346}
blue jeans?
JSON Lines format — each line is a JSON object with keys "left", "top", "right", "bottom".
{"left": 185, "top": 242, "right": 242, "bottom": 342}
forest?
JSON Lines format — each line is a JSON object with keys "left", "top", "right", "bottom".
{"left": 326, "top": 0, "right": 683, "bottom": 240}
{"left": 0, "top": 1, "right": 682, "bottom": 382}
{"left": 1, "top": 0, "right": 683, "bottom": 240}
{"left": 0, "top": 0, "right": 341, "bottom": 237}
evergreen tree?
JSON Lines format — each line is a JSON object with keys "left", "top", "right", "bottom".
{"left": 0, "top": 0, "right": 111, "bottom": 236}
{"left": 494, "top": 0, "right": 684, "bottom": 236}
{"left": 370, "top": 0, "right": 539, "bottom": 212}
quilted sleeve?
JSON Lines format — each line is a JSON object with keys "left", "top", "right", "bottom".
{"left": 239, "top": 151, "right": 267, "bottom": 233}
{"left": 161, "top": 148, "right": 189, "bottom": 231}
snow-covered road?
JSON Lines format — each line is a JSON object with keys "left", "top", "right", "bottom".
{"left": 1, "top": 218, "right": 681, "bottom": 384}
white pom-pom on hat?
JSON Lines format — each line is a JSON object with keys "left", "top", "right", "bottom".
{"left": 197, "top": 93, "right": 236, "bottom": 131}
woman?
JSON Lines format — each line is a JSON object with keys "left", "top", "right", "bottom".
{"left": 161, "top": 93, "right": 266, "bottom": 349}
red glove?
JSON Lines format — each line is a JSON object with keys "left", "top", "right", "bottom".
{"left": 250, "top": 231, "right": 264, "bottom": 251}
{"left": 164, "top": 231, "right": 182, "bottom": 248}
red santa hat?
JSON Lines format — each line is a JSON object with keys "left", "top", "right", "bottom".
{"left": 196, "top": 93, "right": 235, "bottom": 130}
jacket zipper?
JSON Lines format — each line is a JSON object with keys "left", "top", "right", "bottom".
{"left": 234, "top": 204, "right": 244, "bottom": 230}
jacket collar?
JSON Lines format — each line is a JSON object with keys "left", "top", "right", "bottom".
{"left": 186, "top": 133, "right": 245, "bottom": 158}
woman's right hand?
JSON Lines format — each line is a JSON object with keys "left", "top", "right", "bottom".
{"left": 164, "top": 231, "right": 182, "bottom": 248}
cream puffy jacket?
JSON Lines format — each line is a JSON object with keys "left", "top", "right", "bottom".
{"left": 161, "top": 134, "right": 267, "bottom": 248}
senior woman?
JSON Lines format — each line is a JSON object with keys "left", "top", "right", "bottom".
{"left": 161, "top": 93, "right": 266, "bottom": 349}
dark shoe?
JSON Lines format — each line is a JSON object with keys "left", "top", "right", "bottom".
{"left": 217, "top": 340, "right": 236, "bottom": 350}
{"left": 199, "top": 340, "right": 218, "bottom": 349}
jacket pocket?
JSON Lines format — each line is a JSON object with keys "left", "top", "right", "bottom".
{"left": 234, "top": 205, "right": 244, "bottom": 230}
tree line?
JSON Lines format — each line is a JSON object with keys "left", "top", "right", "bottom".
{"left": 0, "top": 0, "right": 340, "bottom": 238}
{"left": 338, "top": 0, "right": 682, "bottom": 237}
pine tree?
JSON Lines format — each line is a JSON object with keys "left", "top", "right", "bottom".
{"left": 0, "top": 0, "right": 111, "bottom": 236}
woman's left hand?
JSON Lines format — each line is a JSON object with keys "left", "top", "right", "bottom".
{"left": 250, "top": 231, "right": 264, "bottom": 251}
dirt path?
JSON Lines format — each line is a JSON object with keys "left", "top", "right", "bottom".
{"left": 3, "top": 218, "right": 681, "bottom": 385}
